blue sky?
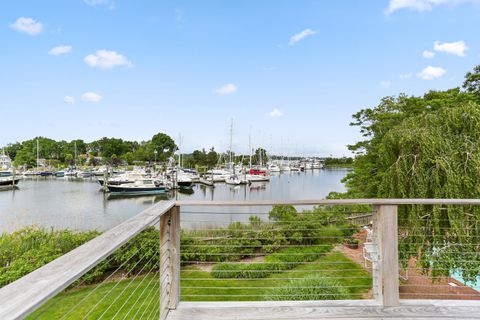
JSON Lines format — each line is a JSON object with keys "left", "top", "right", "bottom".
{"left": 1, "top": 0, "right": 480, "bottom": 156}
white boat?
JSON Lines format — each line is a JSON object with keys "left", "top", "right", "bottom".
{"left": 0, "top": 176, "right": 20, "bottom": 187}
{"left": 312, "top": 161, "right": 323, "bottom": 169}
{"left": 65, "top": 168, "right": 78, "bottom": 177}
{"left": 176, "top": 170, "right": 193, "bottom": 188}
{"left": 280, "top": 165, "right": 291, "bottom": 172}
{"left": 245, "top": 174, "right": 270, "bottom": 182}
{"left": 268, "top": 164, "right": 280, "bottom": 173}
{"left": 107, "top": 179, "right": 167, "bottom": 195}
{"left": 225, "top": 174, "right": 241, "bottom": 185}
{"left": 206, "top": 169, "right": 231, "bottom": 182}
{"left": 92, "top": 166, "right": 108, "bottom": 176}
{"left": 98, "top": 172, "right": 147, "bottom": 186}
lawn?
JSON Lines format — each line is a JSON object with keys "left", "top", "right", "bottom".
{"left": 28, "top": 251, "right": 371, "bottom": 319}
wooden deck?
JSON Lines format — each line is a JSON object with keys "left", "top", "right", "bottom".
{"left": 1, "top": 199, "right": 480, "bottom": 320}
{"left": 168, "top": 300, "right": 480, "bottom": 320}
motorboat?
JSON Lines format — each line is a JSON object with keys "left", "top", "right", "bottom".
{"left": 268, "top": 164, "right": 280, "bottom": 173}
{"left": 0, "top": 176, "right": 20, "bottom": 187}
{"left": 65, "top": 168, "right": 78, "bottom": 177}
{"left": 92, "top": 166, "right": 108, "bottom": 176}
{"left": 98, "top": 172, "right": 146, "bottom": 186}
{"left": 39, "top": 171, "right": 54, "bottom": 177}
{"left": 205, "top": 168, "right": 231, "bottom": 182}
{"left": 245, "top": 174, "right": 270, "bottom": 182}
{"left": 176, "top": 171, "right": 193, "bottom": 188}
{"left": 0, "top": 170, "right": 12, "bottom": 177}
{"left": 225, "top": 174, "right": 241, "bottom": 185}
{"left": 106, "top": 179, "right": 167, "bottom": 195}
{"left": 312, "top": 161, "right": 323, "bottom": 169}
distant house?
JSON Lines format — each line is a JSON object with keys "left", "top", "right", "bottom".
{"left": 0, "top": 151, "right": 12, "bottom": 169}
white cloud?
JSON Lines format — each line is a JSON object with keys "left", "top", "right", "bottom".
{"left": 84, "top": 50, "right": 132, "bottom": 70}
{"left": 49, "top": 45, "right": 72, "bottom": 56}
{"left": 433, "top": 40, "right": 468, "bottom": 56}
{"left": 400, "top": 73, "right": 413, "bottom": 79}
{"left": 64, "top": 96, "right": 75, "bottom": 105}
{"left": 84, "top": 0, "right": 115, "bottom": 10}
{"left": 81, "top": 92, "right": 103, "bottom": 102}
{"left": 385, "top": 0, "right": 480, "bottom": 14}
{"left": 289, "top": 29, "right": 317, "bottom": 45}
{"left": 84, "top": 0, "right": 110, "bottom": 5}
{"left": 9, "top": 17, "right": 43, "bottom": 35}
{"left": 267, "top": 108, "right": 284, "bottom": 118}
{"left": 381, "top": 80, "right": 392, "bottom": 87}
{"left": 215, "top": 83, "right": 237, "bottom": 95}
{"left": 423, "top": 50, "right": 435, "bottom": 58}
{"left": 416, "top": 66, "right": 446, "bottom": 80}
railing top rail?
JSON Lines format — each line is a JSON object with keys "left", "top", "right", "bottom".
{"left": 0, "top": 200, "right": 175, "bottom": 320}
{"left": 176, "top": 199, "right": 480, "bottom": 206}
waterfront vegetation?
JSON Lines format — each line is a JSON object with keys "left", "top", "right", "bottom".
{"left": 342, "top": 64, "right": 480, "bottom": 282}
{"left": 27, "top": 252, "right": 370, "bottom": 319}
{"left": 2, "top": 204, "right": 371, "bottom": 317}
{"left": 0, "top": 205, "right": 362, "bottom": 288}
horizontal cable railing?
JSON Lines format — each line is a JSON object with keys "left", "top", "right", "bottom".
{"left": 396, "top": 204, "right": 480, "bottom": 301}
{"left": 178, "top": 204, "right": 374, "bottom": 304}
{"left": 0, "top": 201, "right": 175, "bottom": 320}
{"left": 1, "top": 199, "right": 480, "bottom": 320}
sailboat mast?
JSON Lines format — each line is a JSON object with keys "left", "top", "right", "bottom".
{"left": 229, "top": 119, "right": 233, "bottom": 169}
{"left": 249, "top": 134, "right": 252, "bottom": 169}
{"left": 36, "top": 138, "right": 39, "bottom": 170}
{"left": 74, "top": 141, "right": 77, "bottom": 168}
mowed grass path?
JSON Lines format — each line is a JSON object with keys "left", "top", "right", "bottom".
{"left": 28, "top": 252, "right": 371, "bottom": 319}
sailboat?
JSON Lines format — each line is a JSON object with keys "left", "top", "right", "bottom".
{"left": 65, "top": 142, "right": 78, "bottom": 177}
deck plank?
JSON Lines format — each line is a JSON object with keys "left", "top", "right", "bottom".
{"left": 168, "top": 300, "right": 480, "bottom": 320}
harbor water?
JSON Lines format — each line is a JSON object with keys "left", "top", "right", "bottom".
{"left": 0, "top": 169, "right": 349, "bottom": 233}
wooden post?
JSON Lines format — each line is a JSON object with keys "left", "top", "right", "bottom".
{"left": 160, "top": 205, "right": 180, "bottom": 320}
{"left": 371, "top": 205, "right": 382, "bottom": 303}
{"left": 374, "top": 205, "right": 400, "bottom": 307}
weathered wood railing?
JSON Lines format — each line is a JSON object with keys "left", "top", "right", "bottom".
{"left": 1, "top": 199, "right": 480, "bottom": 320}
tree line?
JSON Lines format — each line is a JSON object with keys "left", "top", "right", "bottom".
{"left": 2, "top": 133, "right": 273, "bottom": 169}
{"left": 341, "top": 64, "right": 480, "bottom": 282}
{"left": 3, "top": 133, "right": 177, "bottom": 167}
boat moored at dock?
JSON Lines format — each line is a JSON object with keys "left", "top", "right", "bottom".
{"left": 106, "top": 179, "right": 167, "bottom": 195}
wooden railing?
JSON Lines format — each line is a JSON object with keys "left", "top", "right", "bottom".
{"left": 1, "top": 199, "right": 480, "bottom": 320}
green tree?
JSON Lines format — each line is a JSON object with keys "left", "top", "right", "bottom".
{"left": 345, "top": 67, "right": 480, "bottom": 282}
{"left": 253, "top": 148, "right": 268, "bottom": 165}
{"left": 463, "top": 64, "right": 480, "bottom": 94}
{"left": 206, "top": 147, "right": 219, "bottom": 168}
{"left": 13, "top": 148, "right": 36, "bottom": 167}
{"left": 150, "top": 133, "right": 177, "bottom": 162}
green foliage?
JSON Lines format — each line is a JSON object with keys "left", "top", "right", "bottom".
{"left": 463, "top": 64, "right": 480, "bottom": 95}
{"left": 0, "top": 227, "right": 100, "bottom": 287}
{"left": 345, "top": 65, "right": 480, "bottom": 281}
{"left": 265, "top": 275, "right": 350, "bottom": 301}
{"left": 3, "top": 132, "right": 177, "bottom": 166}
{"left": 323, "top": 157, "right": 354, "bottom": 167}
{"left": 211, "top": 245, "right": 333, "bottom": 279}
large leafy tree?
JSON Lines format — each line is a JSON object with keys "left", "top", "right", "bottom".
{"left": 150, "top": 133, "right": 177, "bottom": 162}
{"left": 345, "top": 65, "right": 480, "bottom": 282}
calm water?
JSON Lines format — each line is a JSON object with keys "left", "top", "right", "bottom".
{"left": 0, "top": 169, "right": 349, "bottom": 233}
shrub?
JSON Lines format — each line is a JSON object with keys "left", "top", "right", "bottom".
{"left": 0, "top": 227, "right": 100, "bottom": 287}
{"left": 211, "top": 245, "right": 333, "bottom": 279}
{"left": 265, "top": 275, "right": 350, "bottom": 301}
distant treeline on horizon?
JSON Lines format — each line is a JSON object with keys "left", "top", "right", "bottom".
{"left": 2, "top": 134, "right": 352, "bottom": 168}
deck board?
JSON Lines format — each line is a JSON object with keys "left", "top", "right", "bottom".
{"left": 167, "top": 300, "right": 480, "bottom": 320}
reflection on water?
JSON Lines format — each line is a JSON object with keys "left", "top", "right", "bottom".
{"left": 0, "top": 169, "right": 349, "bottom": 233}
